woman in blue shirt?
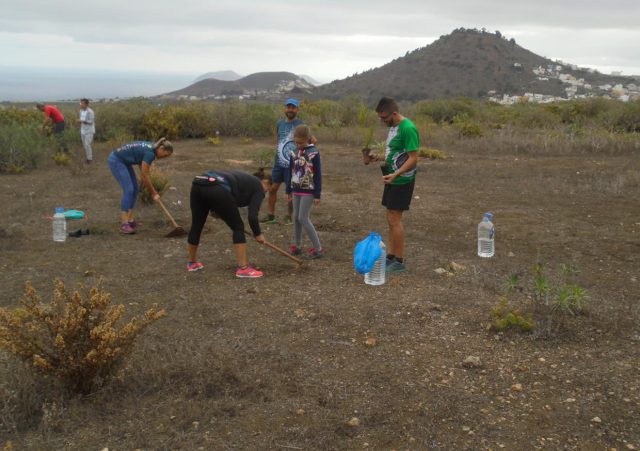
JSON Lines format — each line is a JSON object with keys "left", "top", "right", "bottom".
{"left": 108, "top": 138, "right": 173, "bottom": 234}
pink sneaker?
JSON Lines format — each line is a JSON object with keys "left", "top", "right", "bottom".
{"left": 235, "top": 264, "right": 263, "bottom": 278}
{"left": 120, "top": 223, "right": 136, "bottom": 234}
{"left": 187, "top": 261, "right": 204, "bottom": 272}
{"left": 290, "top": 244, "right": 302, "bottom": 256}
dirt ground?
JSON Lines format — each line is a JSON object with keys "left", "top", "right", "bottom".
{"left": 0, "top": 136, "right": 639, "bottom": 450}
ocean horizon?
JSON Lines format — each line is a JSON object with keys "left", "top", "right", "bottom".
{"left": 0, "top": 67, "right": 197, "bottom": 102}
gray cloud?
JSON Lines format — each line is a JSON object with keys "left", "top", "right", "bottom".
{"left": 1, "top": 0, "right": 639, "bottom": 80}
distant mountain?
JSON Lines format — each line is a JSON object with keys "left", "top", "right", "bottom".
{"left": 162, "top": 71, "right": 314, "bottom": 100}
{"left": 193, "top": 70, "right": 243, "bottom": 83}
{"left": 314, "top": 28, "right": 639, "bottom": 102}
{"left": 299, "top": 74, "right": 323, "bottom": 86}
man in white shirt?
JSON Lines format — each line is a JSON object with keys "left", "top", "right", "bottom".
{"left": 79, "top": 98, "right": 95, "bottom": 164}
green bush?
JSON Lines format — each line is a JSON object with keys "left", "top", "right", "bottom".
{"left": 415, "top": 98, "right": 478, "bottom": 124}
{"left": 453, "top": 113, "right": 483, "bottom": 138}
{"left": 0, "top": 124, "right": 50, "bottom": 173}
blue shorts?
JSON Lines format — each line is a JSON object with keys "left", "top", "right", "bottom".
{"left": 271, "top": 164, "right": 291, "bottom": 185}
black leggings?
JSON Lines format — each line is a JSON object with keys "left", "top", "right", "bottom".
{"left": 188, "top": 183, "right": 246, "bottom": 245}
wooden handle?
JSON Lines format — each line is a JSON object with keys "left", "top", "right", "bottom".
{"left": 156, "top": 198, "right": 180, "bottom": 229}
{"left": 244, "top": 231, "right": 303, "bottom": 265}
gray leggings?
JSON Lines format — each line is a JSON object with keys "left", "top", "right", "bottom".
{"left": 293, "top": 195, "right": 321, "bottom": 249}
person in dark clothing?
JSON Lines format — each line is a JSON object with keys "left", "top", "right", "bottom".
{"left": 187, "top": 170, "right": 270, "bottom": 278}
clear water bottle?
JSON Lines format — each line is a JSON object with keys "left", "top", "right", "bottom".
{"left": 477, "top": 212, "right": 495, "bottom": 257}
{"left": 364, "top": 240, "right": 386, "bottom": 285}
{"left": 53, "top": 207, "right": 66, "bottom": 242}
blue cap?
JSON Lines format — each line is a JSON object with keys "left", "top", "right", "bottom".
{"left": 284, "top": 98, "right": 299, "bottom": 107}
{"left": 484, "top": 212, "right": 493, "bottom": 220}
{"left": 55, "top": 207, "right": 64, "bottom": 213}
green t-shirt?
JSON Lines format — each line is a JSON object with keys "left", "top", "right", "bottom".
{"left": 384, "top": 118, "right": 419, "bottom": 185}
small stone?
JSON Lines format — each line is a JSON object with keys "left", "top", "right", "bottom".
{"left": 538, "top": 357, "right": 546, "bottom": 362}
{"left": 625, "top": 444, "right": 636, "bottom": 450}
{"left": 508, "top": 252, "right": 515, "bottom": 257}
{"left": 84, "top": 270, "right": 94, "bottom": 277}
{"left": 247, "top": 287, "right": 257, "bottom": 294}
{"left": 434, "top": 267, "right": 448, "bottom": 275}
{"left": 462, "top": 356, "right": 482, "bottom": 369}
{"left": 448, "top": 261, "right": 466, "bottom": 272}
{"left": 192, "top": 421, "right": 199, "bottom": 430}
{"left": 511, "top": 383, "right": 523, "bottom": 392}
{"left": 462, "top": 426, "right": 471, "bottom": 432}
{"left": 169, "top": 186, "right": 177, "bottom": 190}
{"left": 365, "top": 337, "right": 377, "bottom": 347}
{"left": 565, "top": 398, "right": 576, "bottom": 403}
{"left": 295, "top": 408, "right": 305, "bottom": 415}
{"left": 591, "top": 416, "right": 602, "bottom": 423}
{"left": 347, "top": 417, "right": 360, "bottom": 427}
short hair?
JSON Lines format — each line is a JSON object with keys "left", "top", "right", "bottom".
{"left": 80, "top": 98, "right": 89, "bottom": 104}
{"left": 36, "top": 103, "right": 44, "bottom": 110}
{"left": 375, "top": 97, "right": 399, "bottom": 115}
{"left": 294, "top": 124, "right": 311, "bottom": 140}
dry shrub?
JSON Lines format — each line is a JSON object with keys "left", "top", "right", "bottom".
{"left": 138, "top": 165, "right": 170, "bottom": 204}
{"left": 0, "top": 279, "right": 165, "bottom": 394}
{"left": 418, "top": 147, "right": 448, "bottom": 160}
{"left": 51, "top": 152, "right": 70, "bottom": 166}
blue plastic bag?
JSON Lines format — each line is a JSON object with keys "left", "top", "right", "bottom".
{"left": 354, "top": 232, "right": 382, "bottom": 274}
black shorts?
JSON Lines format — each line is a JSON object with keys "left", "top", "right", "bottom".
{"left": 382, "top": 181, "right": 415, "bottom": 211}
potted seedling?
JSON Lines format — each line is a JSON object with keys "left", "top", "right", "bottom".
{"left": 358, "top": 105, "right": 377, "bottom": 164}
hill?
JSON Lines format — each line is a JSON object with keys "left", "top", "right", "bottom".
{"left": 162, "top": 71, "right": 314, "bottom": 100}
{"left": 193, "top": 70, "right": 243, "bottom": 83}
{"left": 314, "top": 28, "right": 638, "bottom": 102}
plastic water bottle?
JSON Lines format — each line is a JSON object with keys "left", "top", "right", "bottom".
{"left": 477, "top": 212, "right": 495, "bottom": 257}
{"left": 53, "top": 207, "right": 66, "bottom": 242}
{"left": 364, "top": 240, "right": 386, "bottom": 285}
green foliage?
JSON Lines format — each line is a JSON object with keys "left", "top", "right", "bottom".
{"left": 489, "top": 297, "right": 535, "bottom": 332}
{"left": 417, "top": 147, "right": 447, "bottom": 160}
{"left": 0, "top": 124, "right": 50, "bottom": 173}
{"left": 502, "top": 273, "right": 520, "bottom": 293}
{"left": 453, "top": 113, "right": 483, "bottom": 138}
{"left": 0, "top": 107, "right": 41, "bottom": 126}
{"left": 52, "top": 152, "right": 70, "bottom": 166}
{"left": 243, "top": 103, "right": 278, "bottom": 137}
{"left": 491, "top": 263, "right": 589, "bottom": 338}
{"left": 415, "top": 98, "right": 478, "bottom": 124}
{"left": 357, "top": 103, "right": 377, "bottom": 149}
{"left": 141, "top": 107, "right": 181, "bottom": 140}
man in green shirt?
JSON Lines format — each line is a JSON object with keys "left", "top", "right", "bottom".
{"left": 366, "top": 97, "right": 419, "bottom": 273}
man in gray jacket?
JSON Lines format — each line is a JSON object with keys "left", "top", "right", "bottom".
{"left": 79, "top": 98, "right": 95, "bottom": 164}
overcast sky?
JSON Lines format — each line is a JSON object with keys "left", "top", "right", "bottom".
{"left": 2, "top": 0, "right": 640, "bottom": 83}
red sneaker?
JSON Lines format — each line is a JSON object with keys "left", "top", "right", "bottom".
{"left": 235, "top": 264, "right": 263, "bottom": 278}
{"left": 290, "top": 244, "right": 302, "bottom": 256}
{"left": 306, "top": 248, "right": 325, "bottom": 259}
